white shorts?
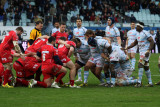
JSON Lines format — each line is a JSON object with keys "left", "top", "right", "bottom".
{"left": 128, "top": 46, "right": 137, "bottom": 53}
{"left": 88, "top": 57, "right": 104, "bottom": 67}
{"left": 78, "top": 56, "right": 88, "bottom": 64}
{"left": 139, "top": 51, "right": 151, "bottom": 62}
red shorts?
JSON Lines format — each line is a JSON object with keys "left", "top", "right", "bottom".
{"left": 42, "top": 64, "right": 62, "bottom": 80}
{"left": 13, "top": 61, "right": 25, "bottom": 78}
{"left": 58, "top": 55, "right": 71, "bottom": 63}
{"left": 0, "top": 51, "right": 12, "bottom": 63}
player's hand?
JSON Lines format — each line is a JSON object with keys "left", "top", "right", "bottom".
{"left": 34, "top": 55, "right": 41, "bottom": 61}
{"left": 145, "top": 50, "right": 150, "bottom": 57}
{"left": 121, "top": 47, "right": 127, "bottom": 50}
{"left": 63, "top": 63, "right": 67, "bottom": 67}
{"left": 20, "top": 54, "right": 25, "bottom": 60}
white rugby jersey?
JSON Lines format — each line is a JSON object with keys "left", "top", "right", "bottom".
{"left": 105, "top": 26, "right": 120, "bottom": 46}
{"left": 51, "top": 27, "right": 60, "bottom": 34}
{"left": 127, "top": 29, "right": 137, "bottom": 46}
{"left": 73, "top": 27, "right": 87, "bottom": 40}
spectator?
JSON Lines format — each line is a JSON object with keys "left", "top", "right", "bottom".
{"left": 3, "top": 12, "right": 7, "bottom": 26}
{"left": 95, "top": 15, "right": 101, "bottom": 24}
{"left": 130, "top": 14, "right": 136, "bottom": 22}
{"left": 0, "top": 5, "right": 4, "bottom": 16}
{"left": 27, "top": 9, "right": 33, "bottom": 21}
{"left": 84, "top": 13, "right": 90, "bottom": 21}
{"left": 44, "top": 4, "right": 50, "bottom": 15}
{"left": 150, "top": 30, "right": 156, "bottom": 53}
{"left": 155, "top": 28, "right": 160, "bottom": 53}
{"left": 90, "top": 12, "right": 95, "bottom": 21}
{"left": 50, "top": 5, "right": 57, "bottom": 16}
{"left": 80, "top": 7, "right": 85, "bottom": 16}
{"left": 14, "top": 11, "right": 21, "bottom": 26}
{"left": 33, "top": 14, "right": 42, "bottom": 23}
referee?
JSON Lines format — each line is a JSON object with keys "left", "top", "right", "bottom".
{"left": 29, "top": 20, "right": 43, "bottom": 45}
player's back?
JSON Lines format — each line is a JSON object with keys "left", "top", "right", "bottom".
{"left": 58, "top": 41, "right": 76, "bottom": 56}
{"left": 41, "top": 44, "right": 58, "bottom": 65}
{"left": 0, "top": 30, "right": 18, "bottom": 51}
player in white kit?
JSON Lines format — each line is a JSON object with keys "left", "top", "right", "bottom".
{"left": 105, "top": 17, "right": 121, "bottom": 46}
{"left": 126, "top": 22, "right": 137, "bottom": 71}
{"left": 73, "top": 18, "right": 87, "bottom": 82}
{"left": 124, "top": 22, "right": 154, "bottom": 87}
{"left": 51, "top": 21, "right": 60, "bottom": 34}
{"left": 72, "top": 38, "right": 90, "bottom": 86}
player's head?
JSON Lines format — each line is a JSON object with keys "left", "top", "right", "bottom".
{"left": 76, "top": 18, "right": 82, "bottom": 28}
{"left": 85, "top": 29, "right": 95, "bottom": 40}
{"left": 130, "top": 22, "right": 135, "bottom": 29}
{"left": 16, "top": 27, "right": 24, "bottom": 36}
{"left": 107, "top": 17, "right": 115, "bottom": 26}
{"left": 60, "top": 22, "right": 66, "bottom": 33}
{"left": 54, "top": 21, "right": 60, "bottom": 28}
{"left": 72, "top": 38, "right": 81, "bottom": 48}
{"left": 59, "top": 37, "right": 67, "bottom": 41}
{"left": 88, "top": 37, "right": 97, "bottom": 47}
{"left": 48, "top": 36, "right": 56, "bottom": 45}
{"left": 35, "top": 20, "right": 43, "bottom": 30}
{"left": 136, "top": 22, "right": 144, "bottom": 32}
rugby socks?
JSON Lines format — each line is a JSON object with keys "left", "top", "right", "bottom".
{"left": 131, "top": 58, "right": 136, "bottom": 70}
{"left": 55, "top": 72, "right": 66, "bottom": 83}
{"left": 70, "top": 80, "right": 74, "bottom": 86}
{"left": 122, "top": 79, "right": 137, "bottom": 85}
{"left": 105, "top": 71, "right": 110, "bottom": 84}
{"left": 145, "top": 69, "right": 152, "bottom": 84}
{"left": 99, "top": 73, "right": 105, "bottom": 83}
{"left": 37, "top": 81, "right": 47, "bottom": 88}
{"left": 16, "top": 78, "right": 29, "bottom": 86}
{"left": 138, "top": 68, "right": 143, "bottom": 84}
{"left": 3, "top": 69, "right": 11, "bottom": 85}
{"left": 84, "top": 71, "right": 89, "bottom": 84}
{"left": 111, "top": 78, "right": 116, "bottom": 85}
{"left": 77, "top": 68, "right": 82, "bottom": 80}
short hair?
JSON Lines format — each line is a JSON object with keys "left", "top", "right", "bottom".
{"left": 35, "top": 20, "right": 43, "bottom": 25}
{"left": 59, "top": 37, "right": 66, "bottom": 41}
{"left": 48, "top": 36, "right": 56, "bottom": 43}
{"left": 60, "top": 22, "right": 66, "bottom": 26}
{"left": 131, "top": 21, "right": 135, "bottom": 24}
{"left": 85, "top": 29, "right": 94, "bottom": 36}
{"left": 16, "top": 27, "right": 24, "bottom": 32}
{"left": 54, "top": 21, "right": 59, "bottom": 24}
{"left": 76, "top": 18, "right": 82, "bottom": 22}
{"left": 72, "top": 38, "right": 81, "bottom": 45}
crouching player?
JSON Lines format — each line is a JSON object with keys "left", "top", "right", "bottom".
{"left": 72, "top": 38, "right": 90, "bottom": 86}
{"left": 29, "top": 36, "right": 67, "bottom": 88}
{"left": 124, "top": 22, "right": 154, "bottom": 87}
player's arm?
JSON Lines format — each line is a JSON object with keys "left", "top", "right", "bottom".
{"left": 68, "top": 46, "right": 74, "bottom": 58}
{"left": 145, "top": 37, "right": 154, "bottom": 57}
{"left": 125, "top": 38, "right": 128, "bottom": 49}
{"left": 125, "top": 39, "right": 138, "bottom": 50}
{"left": 29, "top": 30, "right": 35, "bottom": 45}
{"left": 36, "top": 35, "right": 49, "bottom": 40}
{"left": 57, "top": 40, "right": 70, "bottom": 48}
{"left": 13, "top": 41, "right": 22, "bottom": 54}
{"left": 102, "top": 37, "right": 111, "bottom": 44}
{"left": 12, "top": 53, "right": 21, "bottom": 57}
{"left": 25, "top": 52, "right": 36, "bottom": 57}
{"left": 117, "top": 36, "right": 121, "bottom": 46}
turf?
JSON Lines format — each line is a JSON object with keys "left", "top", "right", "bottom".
{"left": 0, "top": 54, "right": 160, "bottom": 107}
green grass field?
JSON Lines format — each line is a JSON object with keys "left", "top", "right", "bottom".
{"left": 0, "top": 54, "right": 160, "bottom": 107}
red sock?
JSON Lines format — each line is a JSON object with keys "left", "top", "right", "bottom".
{"left": 70, "top": 80, "right": 74, "bottom": 86}
{"left": 55, "top": 72, "right": 66, "bottom": 83}
{"left": 37, "top": 81, "right": 47, "bottom": 88}
{"left": 59, "top": 80, "right": 64, "bottom": 85}
{"left": 16, "top": 78, "right": 29, "bottom": 86}
{"left": 0, "top": 79, "right": 2, "bottom": 84}
{"left": 3, "top": 69, "right": 11, "bottom": 85}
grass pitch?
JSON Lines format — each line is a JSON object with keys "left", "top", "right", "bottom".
{"left": 0, "top": 54, "right": 160, "bottom": 107}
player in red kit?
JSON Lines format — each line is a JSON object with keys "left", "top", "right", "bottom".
{"left": 58, "top": 37, "right": 80, "bottom": 88}
{"left": 29, "top": 36, "right": 67, "bottom": 88}
{"left": 52, "top": 22, "right": 68, "bottom": 43}
{"left": 0, "top": 27, "right": 24, "bottom": 88}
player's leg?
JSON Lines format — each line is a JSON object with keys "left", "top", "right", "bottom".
{"left": 104, "top": 62, "right": 110, "bottom": 87}
{"left": 144, "top": 61, "right": 153, "bottom": 87}
{"left": 2, "top": 63, "right": 13, "bottom": 88}
{"left": 135, "top": 61, "right": 144, "bottom": 87}
{"left": 109, "top": 61, "right": 118, "bottom": 87}
{"left": 75, "top": 61, "right": 84, "bottom": 82}
{"left": 130, "top": 52, "right": 136, "bottom": 70}
{"left": 51, "top": 65, "right": 67, "bottom": 88}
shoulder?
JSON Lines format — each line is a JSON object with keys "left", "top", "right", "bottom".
{"left": 67, "top": 41, "right": 76, "bottom": 47}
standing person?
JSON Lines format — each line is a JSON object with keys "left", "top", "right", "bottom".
{"left": 126, "top": 22, "right": 137, "bottom": 70}
{"left": 52, "top": 22, "right": 68, "bottom": 42}
{"left": 51, "top": 21, "right": 60, "bottom": 34}
{"left": 124, "top": 22, "right": 154, "bottom": 87}
{"left": 0, "top": 27, "right": 24, "bottom": 88}
{"left": 29, "top": 20, "right": 43, "bottom": 45}
{"left": 155, "top": 28, "right": 160, "bottom": 53}
{"left": 73, "top": 18, "right": 87, "bottom": 82}
{"left": 105, "top": 17, "right": 121, "bottom": 46}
